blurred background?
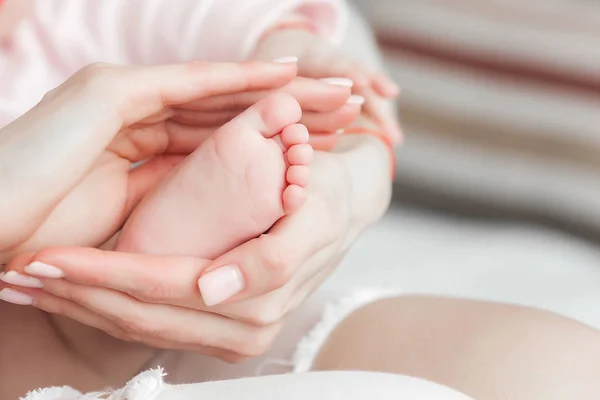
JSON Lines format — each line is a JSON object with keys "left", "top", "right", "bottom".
{"left": 326, "top": 0, "right": 600, "bottom": 329}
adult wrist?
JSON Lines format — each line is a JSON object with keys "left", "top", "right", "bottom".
{"left": 335, "top": 133, "right": 394, "bottom": 243}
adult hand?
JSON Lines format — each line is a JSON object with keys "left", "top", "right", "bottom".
{"left": 0, "top": 61, "right": 356, "bottom": 263}
{"left": 180, "top": 76, "right": 361, "bottom": 140}
{"left": 0, "top": 131, "right": 393, "bottom": 361}
{"left": 251, "top": 29, "right": 402, "bottom": 143}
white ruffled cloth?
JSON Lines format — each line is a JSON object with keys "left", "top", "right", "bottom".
{"left": 22, "top": 289, "right": 404, "bottom": 400}
{"left": 22, "top": 368, "right": 167, "bottom": 400}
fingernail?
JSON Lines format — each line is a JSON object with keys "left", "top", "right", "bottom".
{"left": 24, "top": 261, "right": 64, "bottom": 278}
{"left": 198, "top": 265, "right": 245, "bottom": 306}
{"left": 320, "top": 77, "right": 354, "bottom": 87}
{"left": 0, "top": 271, "right": 43, "bottom": 288}
{"left": 0, "top": 288, "right": 34, "bottom": 305}
{"left": 346, "top": 95, "right": 365, "bottom": 105}
{"left": 272, "top": 56, "right": 298, "bottom": 64}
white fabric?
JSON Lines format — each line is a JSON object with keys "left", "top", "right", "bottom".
{"left": 19, "top": 288, "right": 477, "bottom": 400}
{"left": 292, "top": 288, "right": 402, "bottom": 372}
{"left": 0, "top": 0, "right": 348, "bottom": 128}
{"left": 23, "top": 369, "right": 472, "bottom": 400}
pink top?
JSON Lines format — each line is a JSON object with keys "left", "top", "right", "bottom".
{"left": 0, "top": 0, "right": 347, "bottom": 127}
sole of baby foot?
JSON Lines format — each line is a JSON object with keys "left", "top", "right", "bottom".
{"left": 117, "top": 93, "right": 312, "bottom": 259}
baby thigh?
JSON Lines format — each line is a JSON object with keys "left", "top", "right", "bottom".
{"left": 311, "top": 296, "right": 600, "bottom": 400}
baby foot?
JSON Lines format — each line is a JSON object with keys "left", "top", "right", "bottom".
{"left": 117, "top": 93, "right": 312, "bottom": 259}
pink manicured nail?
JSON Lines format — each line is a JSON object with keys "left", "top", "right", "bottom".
{"left": 0, "top": 288, "right": 34, "bottom": 305}
{"left": 346, "top": 95, "right": 365, "bottom": 105}
{"left": 24, "top": 261, "right": 64, "bottom": 278}
{"left": 198, "top": 265, "right": 245, "bottom": 306}
{"left": 272, "top": 56, "right": 298, "bottom": 64}
{"left": 0, "top": 271, "right": 43, "bottom": 288}
{"left": 320, "top": 77, "right": 354, "bottom": 87}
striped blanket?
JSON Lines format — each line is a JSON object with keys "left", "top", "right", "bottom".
{"left": 353, "top": 0, "right": 600, "bottom": 233}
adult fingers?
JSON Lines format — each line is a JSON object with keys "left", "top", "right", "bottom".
{"left": 299, "top": 54, "right": 371, "bottom": 91}
{"left": 283, "top": 251, "right": 345, "bottom": 315}
{"left": 68, "top": 61, "right": 298, "bottom": 126}
{"left": 306, "top": 56, "right": 398, "bottom": 100}
{"left": 1, "top": 245, "right": 318, "bottom": 330}
{"left": 17, "top": 60, "right": 297, "bottom": 171}
{"left": 207, "top": 244, "right": 342, "bottom": 326}
{"left": 33, "top": 61, "right": 297, "bottom": 152}
{"left": 36, "top": 279, "right": 281, "bottom": 358}
{"left": 0, "top": 282, "right": 129, "bottom": 341}
{"left": 194, "top": 221, "right": 347, "bottom": 327}
{"left": 165, "top": 118, "right": 349, "bottom": 153}
{"left": 197, "top": 191, "right": 340, "bottom": 307}
{"left": 371, "top": 70, "right": 400, "bottom": 99}
{"left": 305, "top": 57, "right": 401, "bottom": 141}
{"left": 6, "top": 247, "right": 209, "bottom": 306}
{"left": 171, "top": 103, "right": 361, "bottom": 134}
{"left": 182, "top": 77, "right": 352, "bottom": 113}
{"left": 0, "top": 283, "right": 247, "bottom": 361}
{"left": 301, "top": 103, "right": 362, "bottom": 133}
{"left": 362, "top": 87, "right": 403, "bottom": 143}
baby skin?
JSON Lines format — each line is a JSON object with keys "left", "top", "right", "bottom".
{"left": 116, "top": 93, "right": 312, "bottom": 259}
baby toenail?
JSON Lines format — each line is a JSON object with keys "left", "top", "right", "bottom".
{"left": 198, "top": 265, "right": 245, "bottom": 306}
{"left": 0, "top": 271, "right": 43, "bottom": 288}
{"left": 24, "top": 261, "right": 64, "bottom": 278}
